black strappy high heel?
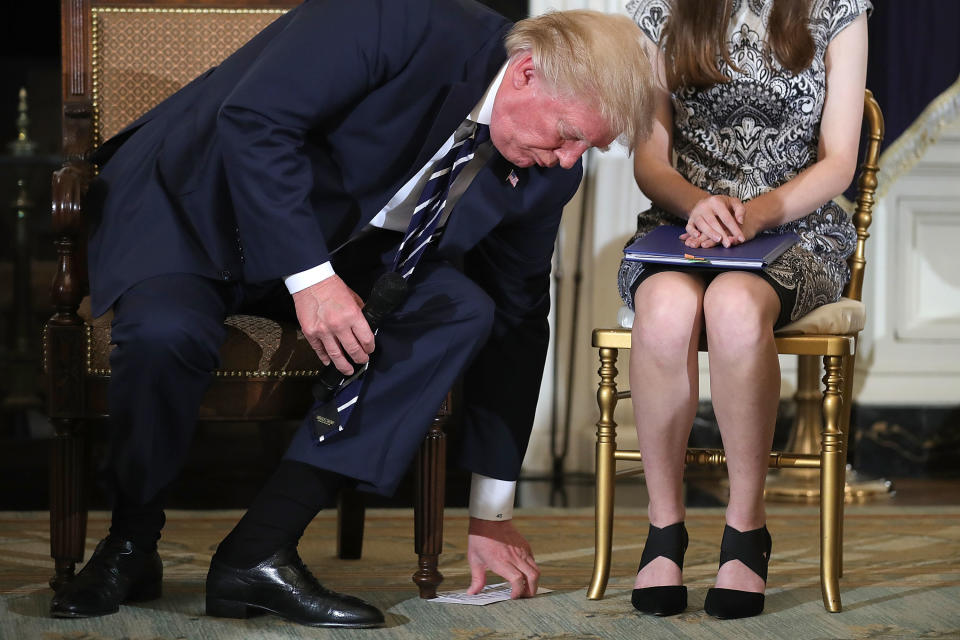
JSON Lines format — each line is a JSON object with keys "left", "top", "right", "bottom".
{"left": 631, "top": 522, "right": 689, "bottom": 616}
{"left": 704, "top": 524, "right": 772, "bottom": 619}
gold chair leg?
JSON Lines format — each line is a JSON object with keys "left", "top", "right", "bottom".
{"left": 819, "top": 355, "right": 845, "bottom": 612}
{"left": 588, "top": 347, "right": 620, "bottom": 600}
{"left": 837, "top": 350, "right": 856, "bottom": 578}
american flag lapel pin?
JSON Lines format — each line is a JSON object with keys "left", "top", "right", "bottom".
{"left": 507, "top": 169, "right": 519, "bottom": 187}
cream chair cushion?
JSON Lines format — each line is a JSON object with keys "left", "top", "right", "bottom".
{"left": 617, "top": 297, "right": 865, "bottom": 335}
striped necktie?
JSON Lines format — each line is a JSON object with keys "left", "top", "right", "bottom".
{"left": 310, "top": 121, "right": 491, "bottom": 444}
{"left": 393, "top": 122, "right": 490, "bottom": 277}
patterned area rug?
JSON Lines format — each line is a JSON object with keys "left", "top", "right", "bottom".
{"left": 2, "top": 506, "right": 959, "bottom": 639}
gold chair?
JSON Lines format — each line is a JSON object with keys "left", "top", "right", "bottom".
{"left": 586, "top": 91, "right": 884, "bottom": 612}
{"left": 46, "top": 0, "right": 451, "bottom": 598}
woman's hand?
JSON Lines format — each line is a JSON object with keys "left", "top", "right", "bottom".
{"left": 681, "top": 194, "right": 746, "bottom": 248}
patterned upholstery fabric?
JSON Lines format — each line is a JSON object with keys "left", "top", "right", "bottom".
{"left": 80, "top": 299, "right": 319, "bottom": 378}
{"left": 93, "top": 7, "right": 287, "bottom": 141}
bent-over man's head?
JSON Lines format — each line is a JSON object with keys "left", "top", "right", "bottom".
{"left": 490, "top": 9, "right": 654, "bottom": 169}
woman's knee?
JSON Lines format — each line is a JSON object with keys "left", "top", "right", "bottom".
{"left": 703, "top": 275, "right": 778, "bottom": 350}
{"left": 632, "top": 273, "right": 703, "bottom": 354}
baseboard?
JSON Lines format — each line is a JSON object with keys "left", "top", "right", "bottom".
{"left": 851, "top": 404, "right": 960, "bottom": 478}
{"left": 687, "top": 401, "right": 960, "bottom": 478}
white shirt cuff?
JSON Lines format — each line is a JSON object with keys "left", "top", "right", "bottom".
{"left": 469, "top": 473, "right": 516, "bottom": 521}
{"left": 284, "top": 262, "right": 335, "bottom": 294}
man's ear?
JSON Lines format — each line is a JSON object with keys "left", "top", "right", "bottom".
{"left": 508, "top": 52, "right": 537, "bottom": 89}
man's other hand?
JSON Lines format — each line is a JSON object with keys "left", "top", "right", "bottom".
{"left": 292, "top": 276, "right": 375, "bottom": 375}
{"left": 467, "top": 517, "right": 540, "bottom": 599}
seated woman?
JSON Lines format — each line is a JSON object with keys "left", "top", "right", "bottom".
{"left": 619, "top": 0, "right": 870, "bottom": 619}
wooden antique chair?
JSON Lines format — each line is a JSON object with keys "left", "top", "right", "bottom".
{"left": 586, "top": 91, "right": 884, "bottom": 613}
{"left": 46, "top": 0, "right": 449, "bottom": 598}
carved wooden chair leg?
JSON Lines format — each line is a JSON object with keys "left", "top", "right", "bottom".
{"left": 819, "top": 354, "right": 845, "bottom": 613}
{"left": 336, "top": 487, "right": 365, "bottom": 560}
{"left": 588, "top": 347, "right": 620, "bottom": 600}
{"left": 412, "top": 393, "right": 451, "bottom": 598}
{"left": 48, "top": 418, "right": 87, "bottom": 591}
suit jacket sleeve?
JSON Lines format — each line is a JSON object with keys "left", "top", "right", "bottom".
{"left": 216, "top": 0, "right": 427, "bottom": 282}
{"left": 460, "top": 163, "right": 583, "bottom": 481}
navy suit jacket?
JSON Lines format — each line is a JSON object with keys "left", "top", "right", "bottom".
{"left": 88, "top": 0, "right": 583, "bottom": 481}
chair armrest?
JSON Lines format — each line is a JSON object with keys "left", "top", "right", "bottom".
{"left": 50, "top": 160, "right": 92, "bottom": 326}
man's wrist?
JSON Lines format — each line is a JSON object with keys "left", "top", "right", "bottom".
{"left": 284, "top": 262, "right": 335, "bottom": 294}
{"left": 468, "top": 473, "right": 516, "bottom": 521}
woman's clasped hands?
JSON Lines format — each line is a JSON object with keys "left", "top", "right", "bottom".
{"left": 680, "top": 194, "right": 754, "bottom": 248}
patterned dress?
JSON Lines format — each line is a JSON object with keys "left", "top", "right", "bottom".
{"left": 618, "top": 0, "right": 872, "bottom": 323}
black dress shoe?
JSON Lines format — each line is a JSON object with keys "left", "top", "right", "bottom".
{"left": 632, "top": 522, "right": 689, "bottom": 616}
{"left": 704, "top": 524, "right": 772, "bottom": 619}
{"left": 206, "top": 546, "right": 384, "bottom": 628}
{"left": 50, "top": 536, "right": 162, "bottom": 618}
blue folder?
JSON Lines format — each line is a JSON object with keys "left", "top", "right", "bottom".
{"left": 624, "top": 225, "right": 799, "bottom": 269}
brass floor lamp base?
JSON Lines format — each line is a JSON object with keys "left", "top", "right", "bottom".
{"left": 769, "top": 355, "right": 895, "bottom": 503}
{"left": 766, "top": 466, "right": 894, "bottom": 502}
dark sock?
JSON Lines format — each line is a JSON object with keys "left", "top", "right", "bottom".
{"left": 214, "top": 461, "right": 343, "bottom": 568}
{"left": 109, "top": 489, "right": 167, "bottom": 552}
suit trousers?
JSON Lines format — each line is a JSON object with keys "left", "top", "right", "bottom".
{"left": 105, "top": 230, "right": 495, "bottom": 505}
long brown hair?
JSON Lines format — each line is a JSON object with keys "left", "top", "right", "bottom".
{"left": 661, "top": 0, "right": 815, "bottom": 91}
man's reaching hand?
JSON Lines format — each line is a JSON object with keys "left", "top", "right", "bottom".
{"left": 467, "top": 517, "right": 540, "bottom": 599}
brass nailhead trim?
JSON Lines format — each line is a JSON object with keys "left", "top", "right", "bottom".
{"left": 41, "top": 325, "right": 49, "bottom": 374}
{"left": 91, "top": 14, "right": 100, "bottom": 145}
{"left": 84, "top": 324, "right": 317, "bottom": 378}
{"left": 93, "top": 7, "right": 289, "bottom": 14}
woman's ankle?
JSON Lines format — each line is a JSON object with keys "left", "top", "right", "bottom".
{"left": 723, "top": 505, "right": 765, "bottom": 532}
{"left": 647, "top": 507, "right": 685, "bottom": 529}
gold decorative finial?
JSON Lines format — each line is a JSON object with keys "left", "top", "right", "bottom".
{"left": 9, "top": 87, "right": 37, "bottom": 156}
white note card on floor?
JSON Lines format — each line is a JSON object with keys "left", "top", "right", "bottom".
{"left": 430, "top": 582, "right": 552, "bottom": 605}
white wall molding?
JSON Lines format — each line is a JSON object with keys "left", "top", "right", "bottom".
{"left": 854, "top": 117, "right": 960, "bottom": 404}
{"left": 894, "top": 199, "right": 960, "bottom": 341}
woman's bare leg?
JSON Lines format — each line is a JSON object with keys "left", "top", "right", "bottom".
{"left": 703, "top": 271, "right": 781, "bottom": 593}
{"left": 630, "top": 271, "right": 706, "bottom": 589}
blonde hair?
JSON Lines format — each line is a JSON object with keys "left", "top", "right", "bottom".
{"left": 505, "top": 9, "right": 654, "bottom": 150}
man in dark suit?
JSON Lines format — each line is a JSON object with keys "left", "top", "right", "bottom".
{"left": 50, "top": 0, "right": 652, "bottom": 628}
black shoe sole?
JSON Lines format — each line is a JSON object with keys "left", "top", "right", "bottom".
{"left": 704, "top": 587, "right": 765, "bottom": 619}
{"left": 50, "top": 608, "right": 119, "bottom": 619}
{"left": 631, "top": 585, "right": 687, "bottom": 617}
{"left": 206, "top": 596, "right": 385, "bottom": 628}
{"left": 49, "top": 580, "right": 161, "bottom": 619}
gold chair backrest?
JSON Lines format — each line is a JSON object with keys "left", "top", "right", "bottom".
{"left": 844, "top": 90, "right": 885, "bottom": 302}
{"left": 90, "top": 3, "right": 292, "bottom": 144}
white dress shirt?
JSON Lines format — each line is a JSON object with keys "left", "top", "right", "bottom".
{"left": 284, "top": 64, "right": 516, "bottom": 521}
